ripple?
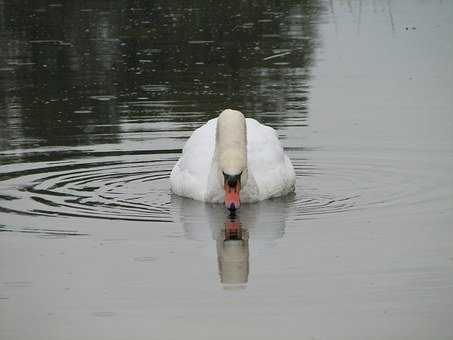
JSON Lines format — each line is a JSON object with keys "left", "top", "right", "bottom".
{"left": 134, "top": 256, "right": 158, "bottom": 262}
{"left": 0, "top": 153, "right": 176, "bottom": 223}
{"left": 0, "top": 149, "right": 446, "bottom": 228}
{"left": 0, "top": 224, "right": 88, "bottom": 237}
{"left": 2, "top": 281, "right": 33, "bottom": 288}
{"left": 289, "top": 150, "right": 448, "bottom": 220}
{"left": 92, "top": 311, "right": 116, "bottom": 318}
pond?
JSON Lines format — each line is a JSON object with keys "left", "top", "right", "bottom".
{"left": 1, "top": 0, "right": 452, "bottom": 339}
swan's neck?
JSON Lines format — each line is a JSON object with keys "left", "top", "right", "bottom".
{"left": 215, "top": 109, "right": 247, "bottom": 175}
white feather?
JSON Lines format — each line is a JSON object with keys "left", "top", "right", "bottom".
{"left": 170, "top": 109, "right": 295, "bottom": 203}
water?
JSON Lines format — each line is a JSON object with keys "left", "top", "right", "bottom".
{"left": 1, "top": 1, "right": 453, "bottom": 339}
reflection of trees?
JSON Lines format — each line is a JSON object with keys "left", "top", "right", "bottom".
{"left": 0, "top": 1, "right": 124, "bottom": 148}
{"left": 119, "top": 0, "right": 323, "bottom": 125}
{"left": 0, "top": 0, "right": 323, "bottom": 150}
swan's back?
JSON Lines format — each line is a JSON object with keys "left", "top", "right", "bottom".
{"left": 246, "top": 118, "right": 295, "bottom": 200}
{"left": 170, "top": 119, "right": 216, "bottom": 201}
{"left": 170, "top": 117, "right": 295, "bottom": 202}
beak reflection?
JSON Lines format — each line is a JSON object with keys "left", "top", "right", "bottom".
{"left": 216, "top": 216, "right": 249, "bottom": 288}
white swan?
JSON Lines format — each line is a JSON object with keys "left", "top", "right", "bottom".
{"left": 170, "top": 109, "right": 295, "bottom": 210}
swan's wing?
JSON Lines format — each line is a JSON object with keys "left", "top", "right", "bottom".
{"left": 170, "top": 119, "right": 217, "bottom": 201}
{"left": 246, "top": 118, "right": 295, "bottom": 199}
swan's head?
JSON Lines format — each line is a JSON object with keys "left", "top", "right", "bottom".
{"left": 216, "top": 109, "right": 247, "bottom": 211}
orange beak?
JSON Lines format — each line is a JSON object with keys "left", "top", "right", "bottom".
{"left": 224, "top": 181, "right": 240, "bottom": 211}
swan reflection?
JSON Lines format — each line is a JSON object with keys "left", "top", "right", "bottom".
{"left": 217, "top": 217, "right": 249, "bottom": 287}
{"left": 172, "top": 196, "right": 292, "bottom": 287}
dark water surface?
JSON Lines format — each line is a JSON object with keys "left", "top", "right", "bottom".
{"left": 1, "top": 1, "right": 453, "bottom": 339}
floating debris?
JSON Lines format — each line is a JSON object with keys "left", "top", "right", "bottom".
{"left": 6, "top": 62, "right": 35, "bottom": 66}
{"left": 141, "top": 84, "right": 169, "bottom": 92}
{"left": 263, "top": 51, "right": 291, "bottom": 61}
{"left": 89, "top": 95, "right": 117, "bottom": 101}
{"left": 29, "top": 40, "right": 73, "bottom": 46}
{"left": 188, "top": 40, "right": 214, "bottom": 44}
{"left": 242, "top": 22, "right": 254, "bottom": 29}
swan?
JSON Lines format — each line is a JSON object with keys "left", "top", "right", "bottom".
{"left": 170, "top": 109, "right": 295, "bottom": 210}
